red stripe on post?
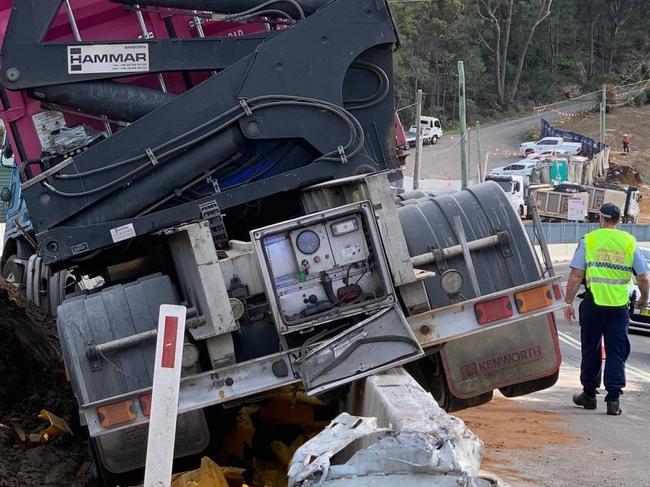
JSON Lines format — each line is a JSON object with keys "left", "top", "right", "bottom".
{"left": 161, "top": 316, "right": 179, "bottom": 368}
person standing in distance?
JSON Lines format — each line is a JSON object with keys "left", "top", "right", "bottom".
{"left": 564, "top": 203, "right": 649, "bottom": 415}
{"left": 622, "top": 133, "right": 631, "bottom": 154}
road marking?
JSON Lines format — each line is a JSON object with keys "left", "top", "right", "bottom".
{"left": 558, "top": 331, "right": 650, "bottom": 382}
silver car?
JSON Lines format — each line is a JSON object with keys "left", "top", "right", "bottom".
{"left": 629, "top": 247, "right": 650, "bottom": 331}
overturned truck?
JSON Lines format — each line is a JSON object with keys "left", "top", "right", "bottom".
{"left": 0, "top": 0, "right": 563, "bottom": 482}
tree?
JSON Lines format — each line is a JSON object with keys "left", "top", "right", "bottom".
{"left": 475, "top": 0, "right": 513, "bottom": 108}
{"left": 390, "top": 0, "right": 650, "bottom": 120}
{"left": 606, "top": 0, "right": 637, "bottom": 75}
{"left": 509, "top": 0, "right": 553, "bottom": 101}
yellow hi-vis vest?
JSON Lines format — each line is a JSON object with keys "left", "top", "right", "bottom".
{"left": 584, "top": 228, "right": 636, "bottom": 307}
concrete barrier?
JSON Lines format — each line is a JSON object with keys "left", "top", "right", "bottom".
{"left": 535, "top": 244, "right": 579, "bottom": 264}
{"left": 288, "top": 368, "right": 494, "bottom": 486}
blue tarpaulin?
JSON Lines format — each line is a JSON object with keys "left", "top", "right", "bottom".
{"left": 540, "top": 119, "right": 603, "bottom": 159}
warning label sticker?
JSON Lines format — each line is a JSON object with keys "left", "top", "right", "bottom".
{"left": 67, "top": 44, "right": 149, "bottom": 74}
{"left": 110, "top": 223, "right": 137, "bottom": 243}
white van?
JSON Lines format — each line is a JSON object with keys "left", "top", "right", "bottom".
{"left": 420, "top": 116, "right": 443, "bottom": 144}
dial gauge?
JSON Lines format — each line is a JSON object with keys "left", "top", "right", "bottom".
{"left": 296, "top": 230, "right": 321, "bottom": 254}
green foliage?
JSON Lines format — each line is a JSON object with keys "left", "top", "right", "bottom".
{"left": 391, "top": 0, "right": 650, "bottom": 123}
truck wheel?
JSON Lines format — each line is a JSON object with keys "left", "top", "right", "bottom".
{"left": 405, "top": 353, "right": 494, "bottom": 412}
{"left": 432, "top": 135, "right": 439, "bottom": 145}
{"left": 88, "top": 437, "right": 134, "bottom": 487}
{"left": 525, "top": 149, "right": 534, "bottom": 155}
{"left": 499, "top": 371, "right": 559, "bottom": 397}
{"left": 1, "top": 254, "right": 25, "bottom": 287}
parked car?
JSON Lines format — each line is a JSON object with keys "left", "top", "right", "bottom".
{"left": 525, "top": 150, "right": 556, "bottom": 159}
{"left": 629, "top": 247, "right": 650, "bottom": 332}
{"left": 520, "top": 137, "right": 582, "bottom": 156}
{"left": 489, "top": 159, "right": 538, "bottom": 178}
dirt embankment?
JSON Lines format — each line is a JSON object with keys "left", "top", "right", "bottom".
{"left": 558, "top": 103, "right": 650, "bottom": 223}
{"left": 456, "top": 396, "right": 580, "bottom": 485}
{"left": 0, "top": 278, "right": 92, "bottom": 487}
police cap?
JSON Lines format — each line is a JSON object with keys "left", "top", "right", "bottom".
{"left": 599, "top": 203, "right": 621, "bottom": 221}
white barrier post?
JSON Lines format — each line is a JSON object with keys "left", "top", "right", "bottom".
{"left": 144, "top": 304, "right": 187, "bottom": 487}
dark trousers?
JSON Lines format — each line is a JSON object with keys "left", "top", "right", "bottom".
{"left": 623, "top": 142, "right": 630, "bottom": 153}
{"left": 579, "top": 298, "right": 630, "bottom": 400}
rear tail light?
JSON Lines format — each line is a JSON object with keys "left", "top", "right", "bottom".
{"left": 139, "top": 394, "right": 153, "bottom": 417}
{"left": 515, "top": 285, "right": 553, "bottom": 313}
{"left": 474, "top": 296, "right": 513, "bottom": 325}
{"left": 553, "top": 283, "right": 563, "bottom": 300}
{"left": 97, "top": 400, "right": 136, "bottom": 428}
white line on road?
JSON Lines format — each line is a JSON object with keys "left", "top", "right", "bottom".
{"left": 558, "top": 331, "right": 650, "bottom": 382}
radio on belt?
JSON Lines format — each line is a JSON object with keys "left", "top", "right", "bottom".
{"left": 252, "top": 201, "right": 395, "bottom": 334}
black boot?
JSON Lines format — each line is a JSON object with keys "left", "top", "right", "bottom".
{"left": 606, "top": 399, "right": 622, "bottom": 416}
{"left": 573, "top": 391, "right": 597, "bottom": 410}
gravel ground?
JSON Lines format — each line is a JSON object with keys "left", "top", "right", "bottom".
{"left": 0, "top": 278, "right": 92, "bottom": 487}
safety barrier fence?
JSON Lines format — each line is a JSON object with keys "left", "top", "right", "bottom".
{"left": 524, "top": 222, "right": 650, "bottom": 244}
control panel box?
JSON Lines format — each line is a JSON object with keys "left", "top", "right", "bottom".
{"left": 251, "top": 202, "right": 395, "bottom": 333}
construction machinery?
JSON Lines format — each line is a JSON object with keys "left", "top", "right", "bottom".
{"left": 529, "top": 183, "right": 640, "bottom": 223}
{"left": 0, "top": 0, "right": 564, "bottom": 483}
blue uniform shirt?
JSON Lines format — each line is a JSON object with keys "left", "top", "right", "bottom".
{"left": 570, "top": 239, "right": 650, "bottom": 274}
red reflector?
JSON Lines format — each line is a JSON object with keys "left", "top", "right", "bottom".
{"left": 139, "top": 394, "right": 153, "bottom": 417}
{"left": 161, "top": 315, "right": 179, "bottom": 368}
{"left": 553, "top": 283, "right": 563, "bottom": 300}
{"left": 474, "top": 296, "right": 513, "bottom": 325}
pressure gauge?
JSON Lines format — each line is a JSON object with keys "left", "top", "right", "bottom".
{"left": 296, "top": 230, "right": 321, "bottom": 254}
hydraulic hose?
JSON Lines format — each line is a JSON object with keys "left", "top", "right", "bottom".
{"left": 46, "top": 95, "right": 364, "bottom": 197}
{"left": 110, "top": 0, "right": 328, "bottom": 17}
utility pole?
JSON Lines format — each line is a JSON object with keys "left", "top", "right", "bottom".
{"left": 467, "top": 127, "right": 471, "bottom": 177}
{"left": 599, "top": 85, "right": 606, "bottom": 146}
{"left": 458, "top": 61, "right": 469, "bottom": 189}
{"left": 413, "top": 89, "right": 423, "bottom": 190}
{"left": 476, "top": 121, "right": 482, "bottom": 182}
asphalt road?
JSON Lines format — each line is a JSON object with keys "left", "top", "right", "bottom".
{"left": 489, "top": 261, "right": 650, "bottom": 486}
{"left": 402, "top": 96, "right": 599, "bottom": 186}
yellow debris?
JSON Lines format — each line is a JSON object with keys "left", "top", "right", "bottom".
{"left": 259, "top": 397, "right": 314, "bottom": 426}
{"left": 36, "top": 409, "right": 72, "bottom": 443}
{"left": 219, "top": 405, "right": 261, "bottom": 463}
{"left": 270, "top": 435, "right": 305, "bottom": 470}
{"left": 273, "top": 391, "right": 326, "bottom": 407}
{"left": 270, "top": 441, "right": 292, "bottom": 470}
{"left": 251, "top": 459, "right": 287, "bottom": 487}
{"left": 171, "top": 456, "right": 245, "bottom": 487}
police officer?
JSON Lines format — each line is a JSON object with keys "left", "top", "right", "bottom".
{"left": 564, "top": 203, "right": 649, "bottom": 415}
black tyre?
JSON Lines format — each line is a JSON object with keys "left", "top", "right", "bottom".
{"left": 499, "top": 371, "right": 560, "bottom": 398}
{"left": 405, "top": 353, "right": 494, "bottom": 412}
{"left": 432, "top": 135, "right": 439, "bottom": 145}
{"left": 1, "top": 254, "right": 25, "bottom": 287}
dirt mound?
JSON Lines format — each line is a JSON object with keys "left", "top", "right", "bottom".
{"left": 0, "top": 278, "right": 92, "bottom": 487}
{"left": 456, "top": 395, "right": 580, "bottom": 485}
